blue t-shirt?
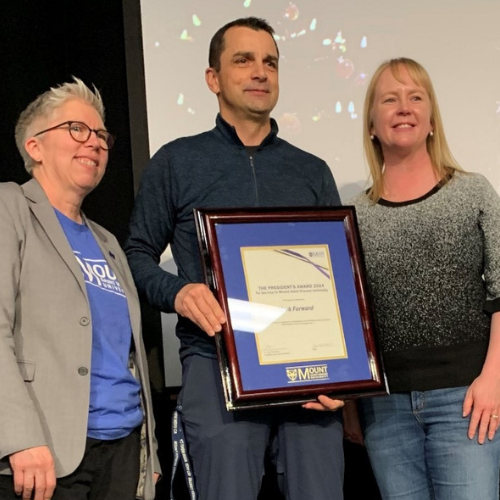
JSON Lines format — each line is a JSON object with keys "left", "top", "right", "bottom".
{"left": 56, "top": 209, "right": 143, "bottom": 439}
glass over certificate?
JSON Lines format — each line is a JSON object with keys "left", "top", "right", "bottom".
{"left": 241, "top": 245, "right": 346, "bottom": 365}
{"left": 194, "top": 207, "right": 387, "bottom": 410}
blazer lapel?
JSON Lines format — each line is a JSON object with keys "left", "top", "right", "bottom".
{"left": 22, "top": 179, "right": 87, "bottom": 295}
{"left": 86, "top": 219, "right": 142, "bottom": 343}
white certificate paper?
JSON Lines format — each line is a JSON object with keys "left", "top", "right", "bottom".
{"left": 240, "top": 245, "right": 347, "bottom": 365}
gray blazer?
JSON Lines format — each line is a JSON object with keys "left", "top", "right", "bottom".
{"left": 0, "top": 179, "right": 159, "bottom": 499}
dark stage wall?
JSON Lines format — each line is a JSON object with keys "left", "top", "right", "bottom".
{"left": 1, "top": 0, "right": 137, "bottom": 243}
{"left": 0, "top": 0, "right": 170, "bottom": 488}
{"left": 0, "top": 2, "right": 379, "bottom": 498}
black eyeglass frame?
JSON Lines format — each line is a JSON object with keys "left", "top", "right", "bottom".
{"left": 33, "top": 120, "right": 115, "bottom": 150}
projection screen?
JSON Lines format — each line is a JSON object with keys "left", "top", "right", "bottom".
{"left": 139, "top": 0, "right": 500, "bottom": 386}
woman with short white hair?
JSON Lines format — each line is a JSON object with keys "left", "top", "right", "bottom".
{"left": 0, "top": 78, "right": 160, "bottom": 500}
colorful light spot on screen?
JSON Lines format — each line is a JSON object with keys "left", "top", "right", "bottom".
{"left": 310, "top": 18, "right": 317, "bottom": 31}
{"left": 348, "top": 102, "right": 357, "bottom": 119}
{"left": 192, "top": 15, "right": 201, "bottom": 27}
{"left": 154, "top": 41, "right": 160, "bottom": 47}
{"left": 334, "top": 31, "right": 346, "bottom": 44}
{"left": 187, "top": 108, "right": 195, "bottom": 115}
{"left": 361, "top": 36, "right": 367, "bottom": 48}
{"left": 330, "top": 31, "right": 347, "bottom": 52}
{"left": 312, "top": 110, "right": 324, "bottom": 122}
{"left": 336, "top": 57, "right": 355, "bottom": 79}
{"left": 354, "top": 72, "right": 368, "bottom": 86}
{"left": 292, "top": 29, "right": 306, "bottom": 38}
{"left": 284, "top": 3, "right": 299, "bottom": 21}
{"left": 177, "top": 94, "right": 184, "bottom": 106}
{"left": 323, "top": 38, "right": 332, "bottom": 46}
{"left": 180, "top": 30, "right": 193, "bottom": 41}
{"left": 243, "top": 0, "right": 252, "bottom": 7}
{"left": 335, "top": 101, "right": 342, "bottom": 113}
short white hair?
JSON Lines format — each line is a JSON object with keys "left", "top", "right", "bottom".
{"left": 15, "top": 77, "right": 105, "bottom": 174}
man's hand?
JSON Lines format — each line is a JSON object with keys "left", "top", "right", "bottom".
{"left": 302, "top": 395, "right": 345, "bottom": 412}
{"left": 174, "top": 283, "right": 226, "bottom": 336}
{"left": 9, "top": 446, "right": 56, "bottom": 500}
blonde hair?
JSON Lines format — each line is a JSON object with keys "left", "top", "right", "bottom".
{"left": 15, "top": 77, "right": 105, "bottom": 174}
{"left": 363, "top": 58, "right": 462, "bottom": 201}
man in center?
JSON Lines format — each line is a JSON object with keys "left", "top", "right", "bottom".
{"left": 125, "top": 17, "right": 344, "bottom": 500}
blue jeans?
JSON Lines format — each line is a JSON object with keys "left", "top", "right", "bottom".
{"left": 359, "top": 387, "right": 500, "bottom": 500}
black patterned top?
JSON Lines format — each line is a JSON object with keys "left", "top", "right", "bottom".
{"left": 349, "top": 172, "right": 500, "bottom": 392}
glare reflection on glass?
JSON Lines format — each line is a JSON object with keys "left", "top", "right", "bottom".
{"left": 227, "top": 298, "right": 286, "bottom": 334}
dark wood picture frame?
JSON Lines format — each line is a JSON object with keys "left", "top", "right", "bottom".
{"left": 194, "top": 206, "right": 386, "bottom": 410}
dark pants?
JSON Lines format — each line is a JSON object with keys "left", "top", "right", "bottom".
{"left": 0, "top": 427, "right": 140, "bottom": 500}
{"left": 178, "top": 355, "right": 344, "bottom": 500}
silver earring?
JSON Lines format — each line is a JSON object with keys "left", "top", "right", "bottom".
{"left": 429, "top": 131, "right": 434, "bottom": 137}
{"left": 370, "top": 135, "right": 375, "bottom": 141}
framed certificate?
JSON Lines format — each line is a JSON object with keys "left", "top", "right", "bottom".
{"left": 194, "top": 206, "right": 387, "bottom": 410}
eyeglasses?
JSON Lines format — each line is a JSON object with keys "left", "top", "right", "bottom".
{"left": 33, "top": 121, "right": 115, "bottom": 150}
